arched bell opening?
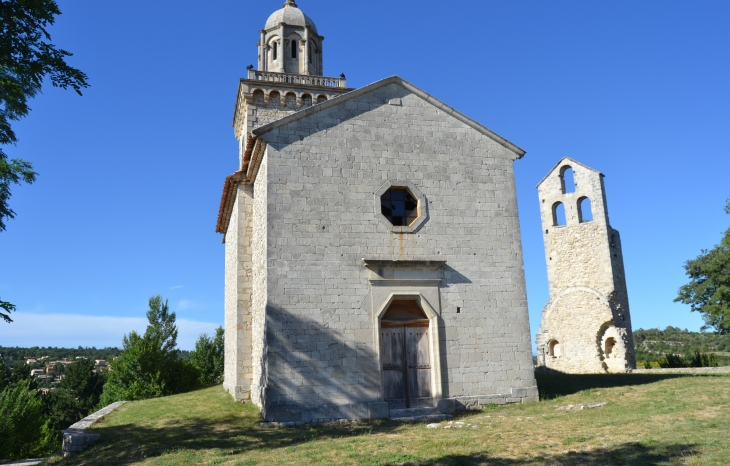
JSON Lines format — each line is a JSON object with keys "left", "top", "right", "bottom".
{"left": 379, "top": 299, "right": 433, "bottom": 409}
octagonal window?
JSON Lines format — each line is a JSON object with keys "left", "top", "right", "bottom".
{"left": 381, "top": 188, "right": 418, "bottom": 226}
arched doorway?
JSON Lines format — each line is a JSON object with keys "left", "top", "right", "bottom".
{"left": 380, "top": 299, "right": 432, "bottom": 409}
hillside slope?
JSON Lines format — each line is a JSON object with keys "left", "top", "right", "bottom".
{"left": 634, "top": 327, "right": 730, "bottom": 365}
{"left": 54, "top": 375, "right": 730, "bottom": 466}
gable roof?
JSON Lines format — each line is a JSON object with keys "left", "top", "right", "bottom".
{"left": 535, "top": 157, "right": 604, "bottom": 188}
{"left": 251, "top": 75, "right": 526, "bottom": 158}
{"left": 217, "top": 75, "right": 528, "bottom": 239}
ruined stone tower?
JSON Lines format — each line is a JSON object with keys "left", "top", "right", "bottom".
{"left": 535, "top": 158, "right": 636, "bottom": 373}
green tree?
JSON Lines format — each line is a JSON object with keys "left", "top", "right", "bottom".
{"left": 1, "top": 0, "right": 89, "bottom": 323}
{"left": 0, "top": 299, "right": 16, "bottom": 323}
{"left": 190, "top": 326, "right": 224, "bottom": 386}
{"left": 10, "top": 359, "right": 31, "bottom": 385}
{"left": 0, "top": 359, "right": 9, "bottom": 391}
{"left": 60, "top": 358, "right": 105, "bottom": 412}
{"left": 101, "top": 296, "right": 199, "bottom": 404}
{"left": 0, "top": 380, "right": 56, "bottom": 460}
{"left": 675, "top": 200, "right": 730, "bottom": 333}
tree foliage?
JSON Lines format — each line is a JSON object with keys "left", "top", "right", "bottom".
{"left": 43, "top": 359, "right": 106, "bottom": 437}
{"left": 675, "top": 200, "right": 730, "bottom": 333}
{"left": 0, "top": 297, "right": 17, "bottom": 323}
{"left": 190, "top": 326, "right": 224, "bottom": 386}
{"left": 1, "top": 0, "right": 89, "bottom": 321}
{"left": 0, "top": 380, "right": 56, "bottom": 460}
{"left": 9, "top": 359, "right": 32, "bottom": 385}
{"left": 60, "top": 358, "right": 105, "bottom": 412}
{"left": 0, "top": 359, "right": 9, "bottom": 391}
{"left": 0, "top": 0, "right": 89, "bottom": 147}
{"left": 101, "top": 296, "right": 199, "bottom": 405}
{"left": 0, "top": 154, "right": 35, "bottom": 232}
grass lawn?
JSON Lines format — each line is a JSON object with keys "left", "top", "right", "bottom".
{"left": 51, "top": 374, "right": 730, "bottom": 465}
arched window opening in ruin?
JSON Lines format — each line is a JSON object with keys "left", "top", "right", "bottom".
{"left": 552, "top": 202, "right": 566, "bottom": 226}
{"left": 610, "top": 234, "right": 617, "bottom": 248}
{"left": 548, "top": 340, "right": 561, "bottom": 358}
{"left": 317, "top": 95, "right": 328, "bottom": 104}
{"left": 578, "top": 197, "right": 593, "bottom": 223}
{"left": 273, "top": 42, "right": 278, "bottom": 60}
{"left": 302, "top": 94, "right": 312, "bottom": 107}
{"left": 291, "top": 40, "right": 297, "bottom": 58}
{"left": 561, "top": 166, "right": 576, "bottom": 193}
{"left": 604, "top": 337, "right": 616, "bottom": 358}
{"left": 269, "top": 91, "right": 280, "bottom": 107}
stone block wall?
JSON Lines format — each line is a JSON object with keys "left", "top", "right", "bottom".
{"left": 242, "top": 82, "right": 537, "bottom": 421}
{"left": 223, "top": 185, "right": 254, "bottom": 400}
{"left": 250, "top": 153, "right": 268, "bottom": 407}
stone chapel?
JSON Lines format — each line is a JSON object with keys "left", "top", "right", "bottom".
{"left": 216, "top": 1, "right": 538, "bottom": 423}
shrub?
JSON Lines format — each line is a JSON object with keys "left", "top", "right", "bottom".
{"left": 43, "top": 359, "right": 108, "bottom": 437}
{"left": 658, "top": 353, "right": 689, "bottom": 368}
{"left": 0, "top": 380, "right": 56, "bottom": 460}
{"left": 101, "top": 296, "right": 200, "bottom": 405}
{"left": 688, "top": 351, "right": 719, "bottom": 368}
{"left": 190, "top": 326, "right": 224, "bottom": 386}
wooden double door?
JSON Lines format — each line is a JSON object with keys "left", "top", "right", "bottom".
{"left": 380, "top": 322, "right": 432, "bottom": 409}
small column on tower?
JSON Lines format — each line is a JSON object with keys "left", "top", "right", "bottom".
{"left": 278, "top": 23, "right": 286, "bottom": 73}
{"left": 258, "top": 30, "right": 266, "bottom": 70}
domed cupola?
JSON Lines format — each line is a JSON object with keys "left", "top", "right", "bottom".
{"left": 257, "top": 0, "right": 324, "bottom": 75}
{"left": 265, "top": 0, "right": 318, "bottom": 35}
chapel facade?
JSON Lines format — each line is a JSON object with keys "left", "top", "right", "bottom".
{"left": 217, "top": 1, "right": 538, "bottom": 423}
{"left": 535, "top": 159, "right": 636, "bottom": 373}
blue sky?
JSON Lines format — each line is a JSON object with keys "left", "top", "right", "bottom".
{"left": 1, "top": 0, "right": 729, "bottom": 350}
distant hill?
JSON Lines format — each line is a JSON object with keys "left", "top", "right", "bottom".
{"left": 0, "top": 346, "right": 122, "bottom": 364}
{"left": 634, "top": 327, "right": 730, "bottom": 365}
{"left": 0, "top": 345, "right": 193, "bottom": 365}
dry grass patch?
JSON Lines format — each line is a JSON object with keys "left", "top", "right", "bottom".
{"left": 48, "top": 374, "right": 730, "bottom": 465}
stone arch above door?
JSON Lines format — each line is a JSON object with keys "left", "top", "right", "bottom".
{"left": 363, "top": 259, "right": 445, "bottom": 405}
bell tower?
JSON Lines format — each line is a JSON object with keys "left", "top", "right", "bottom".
{"left": 223, "top": 1, "right": 353, "bottom": 401}
{"left": 534, "top": 158, "right": 636, "bottom": 373}
{"left": 231, "top": 0, "right": 353, "bottom": 162}
{"left": 258, "top": 0, "right": 323, "bottom": 75}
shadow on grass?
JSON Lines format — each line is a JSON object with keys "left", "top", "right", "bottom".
{"left": 400, "top": 442, "right": 698, "bottom": 465}
{"left": 58, "top": 417, "right": 698, "bottom": 466}
{"left": 535, "top": 373, "right": 695, "bottom": 399}
{"left": 57, "top": 418, "right": 422, "bottom": 465}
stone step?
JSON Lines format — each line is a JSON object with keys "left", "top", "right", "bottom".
{"left": 389, "top": 414, "right": 452, "bottom": 423}
{"left": 389, "top": 407, "right": 438, "bottom": 418}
